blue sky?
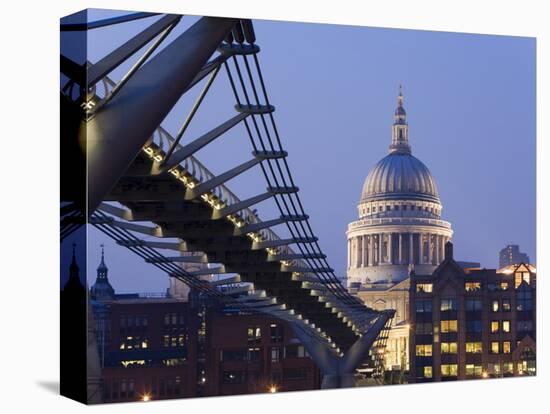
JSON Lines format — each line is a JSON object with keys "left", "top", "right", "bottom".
{"left": 61, "top": 11, "right": 536, "bottom": 293}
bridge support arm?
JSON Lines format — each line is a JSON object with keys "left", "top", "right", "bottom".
{"left": 86, "top": 17, "right": 237, "bottom": 214}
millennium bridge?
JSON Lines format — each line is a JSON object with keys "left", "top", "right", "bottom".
{"left": 60, "top": 11, "right": 394, "bottom": 389}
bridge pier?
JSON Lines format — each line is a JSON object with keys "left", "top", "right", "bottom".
{"left": 290, "top": 311, "right": 393, "bottom": 389}
{"left": 321, "top": 373, "right": 357, "bottom": 389}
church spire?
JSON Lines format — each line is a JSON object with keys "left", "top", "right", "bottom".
{"left": 389, "top": 85, "right": 411, "bottom": 154}
{"left": 69, "top": 243, "right": 79, "bottom": 279}
{"left": 96, "top": 244, "right": 108, "bottom": 280}
{"left": 91, "top": 243, "right": 115, "bottom": 301}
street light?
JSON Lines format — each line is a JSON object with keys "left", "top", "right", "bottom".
{"left": 268, "top": 385, "right": 278, "bottom": 393}
{"left": 141, "top": 393, "right": 152, "bottom": 402}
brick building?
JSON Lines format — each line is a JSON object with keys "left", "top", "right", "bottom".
{"left": 88, "top": 247, "right": 321, "bottom": 402}
{"left": 93, "top": 297, "right": 200, "bottom": 402}
{"left": 409, "top": 242, "right": 536, "bottom": 382}
{"left": 204, "top": 310, "right": 321, "bottom": 396}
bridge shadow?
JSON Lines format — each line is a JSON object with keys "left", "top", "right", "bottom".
{"left": 36, "top": 380, "right": 59, "bottom": 395}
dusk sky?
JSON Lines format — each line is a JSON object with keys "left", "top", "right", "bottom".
{"left": 62, "top": 11, "right": 536, "bottom": 293}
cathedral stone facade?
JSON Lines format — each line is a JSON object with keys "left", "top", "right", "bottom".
{"left": 347, "top": 88, "right": 453, "bottom": 375}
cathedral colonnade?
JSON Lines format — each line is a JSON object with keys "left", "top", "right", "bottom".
{"left": 347, "top": 230, "right": 452, "bottom": 269}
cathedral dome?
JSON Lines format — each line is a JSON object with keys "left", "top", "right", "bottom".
{"left": 360, "top": 86, "right": 440, "bottom": 205}
{"left": 361, "top": 152, "right": 440, "bottom": 204}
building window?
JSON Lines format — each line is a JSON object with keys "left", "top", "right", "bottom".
{"left": 466, "top": 320, "right": 482, "bottom": 333}
{"left": 415, "top": 323, "right": 433, "bottom": 335}
{"left": 502, "top": 299, "right": 511, "bottom": 311}
{"left": 517, "top": 288, "right": 533, "bottom": 311}
{"left": 416, "top": 299, "right": 433, "bottom": 313}
{"left": 517, "top": 320, "right": 534, "bottom": 331}
{"left": 163, "top": 334, "right": 185, "bottom": 348}
{"left": 423, "top": 366, "right": 433, "bottom": 378}
{"left": 164, "top": 313, "right": 184, "bottom": 326}
{"left": 441, "top": 298, "right": 458, "bottom": 312}
{"left": 271, "top": 347, "right": 281, "bottom": 363}
{"left": 503, "top": 362, "right": 514, "bottom": 375}
{"left": 441, "top": 320, "right": 458, "bottom": 333}
{"left": 487, "top": 363, "right": 501, "bottom": 376}
{"left": 247, "top": 326, "right": 262, "bottom": 345}
{"left": 490, "top": 321, "right": 499, "bottom": 333}
{"left": 491, "top": 341, "right": 500, "bottom": 354}
{"left": 465, "top": 364, "right": 482, "bottom": 377}
{"left": 247, "top": 347, "right": 261, "bottom": 361}
{"left": 465, "top": 298, "right": 482, "bottom": 311}
{"left": 270, "top": 323, "right": 283, "bottom": 343}
{"left": 503, "top": 320, "right": 511, "bottom": 333}
{"left": 500, "top": 282, "right": 509, "bottom": 291}
{"left": 515, "top": 271, "right": 531, "bottom": 288}
{"left": 285, "top": 345, "right": 305, "bottom": 358}
{"left": 465, "top": 342, "right": 483, "bottom": 353}
{"left": 163, "top": 358, "right": 186, "bottom": 366}
{"left": 465, "top": 282, "right": 481, "bottom": 292}
{"left": 503, "top": 341, "right": 511, "bottom": 354}
{"left": 441, "top": 342, "right": 458, "bottom": 354}
{"left": 415, "top": 344, "right": 433, "bottom": 356}
{"left": 120, "top": 336, "right": 149, "bottom": 351}
{"left": 416, "top": 283, "right": 433, "bottom": 293}
{"left": 441, "top": 364, "right": 458, "bottom": 377}
{"left": 492, "top": 300, "right": 499, "bottom": 312}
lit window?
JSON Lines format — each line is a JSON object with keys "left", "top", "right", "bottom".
{"left": 500, "top": 282, "right": 509, "bottom": 290}
{"left": 247, "top": 326, "right": 262, "bottom": 345}
{"left": 503, "top": 362, "right": 514, "bottom": 374}
{"left": 441, "top": 298, "right": 458, "bottom": 312}
{"left": 465, "top": 342, "right": 483, "bottom": 354}
{"left": 415, "top": 344, "right": 433, "bottom": 356}
{"left": 423, "top": 366, "right": 433, "bottom": 378}
{"left": 416, "top": 283, "right": 433, "bottom": 293}
{"left": 503, "top": 320, "right": 510, "bottom": 333}
{"left": 120, "top": 360, "right": 145, "bottom": 368}
{"left": 488, "top": 363, "right": 501, "bottom": 376}
{"left": 441, "top": 320, "right": 458, "bottom": 333}
{"left": 465, "top": 282, "right": 481, "bottom": 292}
{"left": 503, "top": 341, "right": 511, "bottom": 354}
{"left": 465, "top": 364, "right": 482, "bottom": 377}
{"left": 492, "top": 300, "right": 499, "bottom": 312}
{"left": 441, "top": 364, "right": 458, "bottom": 377}
{"left": 491, "top": 321, "right": 499, "bottom": 333}
{"left": 491, "top": 341, "right": 500, "bottom": 354}
{"left": 515, "top": 271, "right": 531, "bottom": 288}
{"left": 502, "top": 299, "right": 511, "bottom": 311}
{"left": 441, "top": 342, "right": 458, "bottom": 354}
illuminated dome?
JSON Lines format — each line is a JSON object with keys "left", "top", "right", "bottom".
{"left": 361, "top": 153, "right": 440, "bottom": 204}
{"left": 346, "top": 86, "right": 453, "bottom": 286}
